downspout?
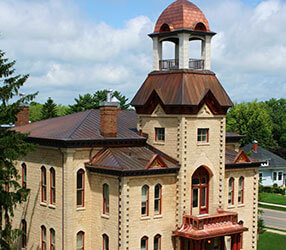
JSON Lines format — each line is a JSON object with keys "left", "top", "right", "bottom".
{"left": 60, "top": 149, "right": 65, "bottom": 250}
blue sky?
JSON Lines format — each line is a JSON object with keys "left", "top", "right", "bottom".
{"left": 0, "top": 0, "right": 285, "bottom": 105}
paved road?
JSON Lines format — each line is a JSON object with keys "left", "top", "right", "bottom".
{"left": 261, "top": 208, "right": 286, "bottom": 230}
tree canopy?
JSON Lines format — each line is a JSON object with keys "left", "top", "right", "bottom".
{"left": 41, "top": 97, "right": 57, "bottom": 120}
{"left": 67, "top": 90, "right": 129, "bottom": 114}
{"left": 0, "top": 50, "right": 36, "bottom": 249}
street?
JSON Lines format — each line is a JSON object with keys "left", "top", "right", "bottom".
{"left": 261, "top": 208, "right": 286, "bottom": 230}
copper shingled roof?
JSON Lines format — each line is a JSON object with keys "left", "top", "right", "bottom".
{"left": 87, "top": 146, "right": 179, "bottom": 172}
{"left": 131, "top": 70, "right": 233, "bottom": 108}
{"left": 12, "top": 109, "right": 142, "bottom": 141}
{"left": 154, "top": 0, "right": 210, "bottom": 33}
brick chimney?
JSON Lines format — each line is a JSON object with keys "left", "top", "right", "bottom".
{"left": 100, "top": 90, "right": 120, "bottom": 137}
{"left": 252, "top": 140, "right": 258, "bottom": 152}
{"left": 15, "top": 106, "right": 30, "bottom": 126}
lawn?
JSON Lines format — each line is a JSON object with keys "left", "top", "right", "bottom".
{"left": 259, "top": 192, "right": 286, "bottom": 205}
{"left": 258, "top": 232, "right": 286, "bottom": 250}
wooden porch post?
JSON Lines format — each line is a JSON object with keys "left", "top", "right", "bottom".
{"left": 231, "top": 234, "right": 239, "bottom": 250}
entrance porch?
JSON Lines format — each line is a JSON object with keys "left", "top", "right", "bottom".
{"left": 174, "top": 210, "right": 247, "bottom": 250}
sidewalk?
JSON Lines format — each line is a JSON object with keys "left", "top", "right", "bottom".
{"left": 266, "top": 229, "right": 286, "bottom": 235}
{"left": 259, "top": 201, "right": 286, "bottom": 208}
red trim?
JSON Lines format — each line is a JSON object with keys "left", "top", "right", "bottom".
{"left": 41, "top": 166, "right": 47, "bottom": 202}
{"left": 41, "top": 225, "right": 46, "bottom": 250}
{"left": 103, "top": 184, "right": 109, "bottom": 215}
{"left": 22, "top": 163, "right": 27, "bottom": 188}
{"left": 77, "top": 169, "right": 85, "bottom": 207}
{"left": 233, "top": 150, "right": 251, "bottom": 163}
{"left": 145, "top": 154, "right": 168, "bottom": 169}
{"left": 154, "top": 184, "right": 162, "bottom": 215}
{"left": 50, "top": 228, "right": 55, "bottom": 250}
{"left": 102, "top": 234, "right": 109, "bottom": 250}
{"left": 50, "top": 168, "right": 56, "bottom": 204}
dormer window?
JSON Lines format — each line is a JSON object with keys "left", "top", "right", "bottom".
{"left": 261, "top": 160, "right": 269, "bottom": 167}
{"left": 197, "top": 128, "right": 209, "bottom": 143}
{"left": 155, "top": 128, "right": 165, "bottom": 142}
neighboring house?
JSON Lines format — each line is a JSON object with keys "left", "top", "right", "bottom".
{"left": 243, "top": 142, "right": 286, "bottom": 187}
{"left": 10, "top": 1, "right": 261, "bottom": 250}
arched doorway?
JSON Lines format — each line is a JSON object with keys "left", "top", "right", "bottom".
{"left": 191, "top": 166, "right": 210, "bottom": 215}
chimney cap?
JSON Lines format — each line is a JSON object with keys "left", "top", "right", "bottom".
{"left": 252, "top": 140, "right": 258, "bottom": 144}
{"left": 99, "top": 89, "right": 120, "bottom": 108}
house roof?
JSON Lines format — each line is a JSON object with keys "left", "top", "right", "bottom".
{"left": 131, "top": 70, "right": 233, "bottom": 115}
{"left": 242, "top": 144, "right": 286, "bottom": 169}
{"left": 12, "top": 109, "right": 143, "bottom": 142}
{"left": 86, "top": 145, "right": 180, "bottom": 176}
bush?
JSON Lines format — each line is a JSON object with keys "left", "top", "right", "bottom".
{"left": 260, "top": 185, "right": 286, "bottom": 195}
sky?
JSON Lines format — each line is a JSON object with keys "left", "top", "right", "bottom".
{"left": 0, "top": 0, "right": 285, "bottom": 105}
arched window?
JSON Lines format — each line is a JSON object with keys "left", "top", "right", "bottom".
{"left": 21, "top": 219, "right": 27, "bottom": 248}
{"left": 76, "top": 169, "right": 85, "bottom": 207}
{"left": 154, "top": 184, "right": 162, "bottom": 215}
{"left": 141, "top": 185, "right": 149, "bottom": 216}
{"left": 50, "top": 168, "right": 56, "bottom": 204}
{"left": 154, "top": 234, "right": 161, "bottom": 250}
{"left": 194, "top": 22, "right": 207, "bottom": 32}
{"left": 141, "top": 236, "right": 148, "bottom": 250}
{"left": 159, "top": 23, "right": 170, "bottom": 33}
{"left": 50, "top": 228, "right": 55, "bottom": 250}
{"left": 41, "top": 225, "right": 47, "bottom": 250}
{"left": 103, "top": 184, "right": 109, "bottom": 215}
{"left": 103, "top": 234, "right": 109, "bottom": 250}
{"left": 22, "top": 163, "right": 27, "bottom": 188}
{"left": 41, "top": 166, "right": 47, "bottom": 202}
{"left": 77, "top": 231, "right": 85, "bottom": 250}
{"left": 228, "top": 178, "right": 234, "bottom": 205}
{"left": 238, "top": 177, "right": 244, "bottom": 204}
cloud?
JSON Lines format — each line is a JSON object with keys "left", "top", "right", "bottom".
{"left": 0, "top": 0, "right": 285, "bottom": 105}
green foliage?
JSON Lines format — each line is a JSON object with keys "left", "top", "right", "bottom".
{"left": 41, "top": 97, "right": 57, "bottom": 120}
{"left": 29, "top": 102, "right": 43, "bottom": 122}
{"left": 0, "top": 50, "right": 36, "bottom": 249}
{"left": 67, "top": 90, "right": 129, "bottom": 114}
{"left": 226, "top": 100, "right": 277, "bottom": 149}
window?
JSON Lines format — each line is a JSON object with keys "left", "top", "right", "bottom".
{"left": 41, "top": 166, "right": 47, "bottom": 202}
{"left": 22, "top": 163, "right": 27, "bottom": 188}
{"left": 77, "top": 231, "right": 84, "bottom": 250}
{"left": 197, "top": 128, "right": 209, "bottom": 143}
{"left": 41, "top": 225, "right": 47, "bottom": 250}
{"left": 261, "top": 160, "right": 269, "bottom": 167}
{"left": 141, "top": 236, "right": 148, "bottom": 250}
{"left": 155, "top": 128, "right": 165, "bottom": 142}
{"left": 103, "top": 184, "right": 109, "bottom": 215}
{"left": 21, "top": 219, "right": 27, "bottom": 248}
{"left": 238, "top": 177, "right": 244, "bottom": 204}
{"left": 154, "top": 184, "right": 162, "bottom": 215}
{"left": 228, "top": 178, "right": 234, "bottom": 205}
{"left": 141, "top": 185, "right": 149, "bottom": 216}
{"left": 154, "top": 234, "right": 161, "bottom": 250}
{"left": 50, "top": 168, "right": 56, "bottom": 204}
{"left": 273, "top": 172, "right": 277, "bottom": 181}
{"left": 278, "top": 172, "right": 283, "bottom": 181}
{"left": 50, "top": 228, "right": 55, "bottom": 250}
{"left": 77, "top": 169, "right": 85, "bottom": 207}
{"left": 103, "top": 234, "right": 109, "bottom": 250}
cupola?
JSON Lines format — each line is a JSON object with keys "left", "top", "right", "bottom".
{"left": 149, "top": 0, "right": 216, "bottom": 71}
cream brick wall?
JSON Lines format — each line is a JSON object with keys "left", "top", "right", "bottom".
{"left": 225, "top": 168, "right": 259, "bottom": 250}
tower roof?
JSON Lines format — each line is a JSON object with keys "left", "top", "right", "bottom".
{"left": 154, "top": 0, "right": 210, "bottom": 33}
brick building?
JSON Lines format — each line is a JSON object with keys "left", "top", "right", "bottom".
{"left": 12, "top": 1, "right": 260, "bottom": 249}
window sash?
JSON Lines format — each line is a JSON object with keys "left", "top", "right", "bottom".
{"left": 154, "top": 185, "right": 161, "bottom": 214}
{"left": 77, "top": 170, "right": 85, "bottom": 207}
{"left": 141, "top": 186, "right": 149, "bottom": 216}
{"left": 228, "top": 179, "right": 234, "bottom": 205}
{"left": 77, "top": 232, "right": 84, "bottom": 250}
{"left": 41, "top": 168, "right": 47, "bottom": 202}
{"left": 155, "top": 128, "right": 165, "bottom": 142}
{"left": 50, "top": 230, "right": 55, "bottom": 250}
{"left": 103, "top": 235, "right": 109, "bottom": 250}
{"left": 197, "top": 129, "right": 209, "bottom": 143}
{"left": 154, "top": 236, "right": 161, "bottom": 250}
{"left": 42, "top": 227, "right": 47, "bottom": 250}
{"left": 50, "top": 169, "right": 56, "bottom": 204}
{"left": 103, "top": 184, "right": 109, "bottom": 214}
{"left": 141, "top": 238, "right": 148, "bottom": 250}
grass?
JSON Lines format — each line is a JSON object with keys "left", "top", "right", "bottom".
{"left": 258, "top": 232, "right": 286, "bottom": 250}
{"left": 259, "top": 192, "right": 286, "bottom": 205}
{"left": 259, "top": 204, "right": 286, "bottom": 212}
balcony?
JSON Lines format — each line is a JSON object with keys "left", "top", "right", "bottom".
{"left": 159, "top": 58, "right": 204, "bottom": 71}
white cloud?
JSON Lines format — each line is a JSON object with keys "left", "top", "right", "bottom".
{"left": 0, "top": 0, "right": 285, "bottom": 105}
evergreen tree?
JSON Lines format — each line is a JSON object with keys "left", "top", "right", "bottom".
{"left": 0, "top": 50, "right": 37, "bottom": 249}
{"left": 67, "top": 90, "right": 129, "bottom": 114}
{"left": 41, "top": 97, "right": 57, "bottom": 120}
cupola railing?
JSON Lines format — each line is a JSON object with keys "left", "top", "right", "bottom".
{"left": 159, "top": 58, "right": 204, "bottom": 71}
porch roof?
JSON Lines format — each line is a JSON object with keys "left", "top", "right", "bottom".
{"left": 174, "top": 210, "right": 248, "bottom": 240}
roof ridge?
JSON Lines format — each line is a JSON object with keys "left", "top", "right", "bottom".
{"left": 67, "top": 109, "right": 94, "bottom": 139}
{"left": 108, "top": 149, "right": 124, "bottom": 170}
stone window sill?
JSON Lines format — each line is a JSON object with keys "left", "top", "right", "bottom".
{"left": 101, "top": 214, "right": 110, "bottom": 219}
{"left": 153, "top": 141, "right": 165, "bottom": 145}
{"left": 76, "top": 207, "right": 86, "bottom": 211}
{"left": 154, "top": 214, "right": 163, "bottom": 219}
{"left": 237, "top": 204, "right": 245, "bottom": 208}
{"left": 227, "top": 205, "right": 235, "bottom": 209}
{"left": 40, "top": 202, "right": 47, "bottom": 207}
{"left": 197, "top": 142, "right": 210, "bottom": 146}
{"left": 48, "top": 204, "right": 56, "bottom": 209}
{"left": 141, "top": 216, "right": 150, "bottom": 221}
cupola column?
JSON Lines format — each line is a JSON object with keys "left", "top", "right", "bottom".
{"left": 152, "top": 37, "right": 162, "bottom": 71}
{"left": 178, "top": 33, "right": 190, "bottom": 69}
{"left": 202, "top": 36, "right": 212, "bottom": 70}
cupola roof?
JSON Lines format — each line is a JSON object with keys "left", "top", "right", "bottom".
{"left": 154, "top": 0, "right": 210, "bottom": 33}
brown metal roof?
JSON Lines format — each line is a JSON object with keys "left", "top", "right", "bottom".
{"left": 225, "top": 148, "right": 259, "bottom": 165}
{"left": 131, "top": 70, "right": 233, "bottom": 112}
{"left": 154, "top": 0, "right": 210, "bottom": 33}
{"left": 87, "top": 146, "right": 180, "bottom": 172}
{"left": 12, "top": 109, "right": 142, "bottom": 141}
